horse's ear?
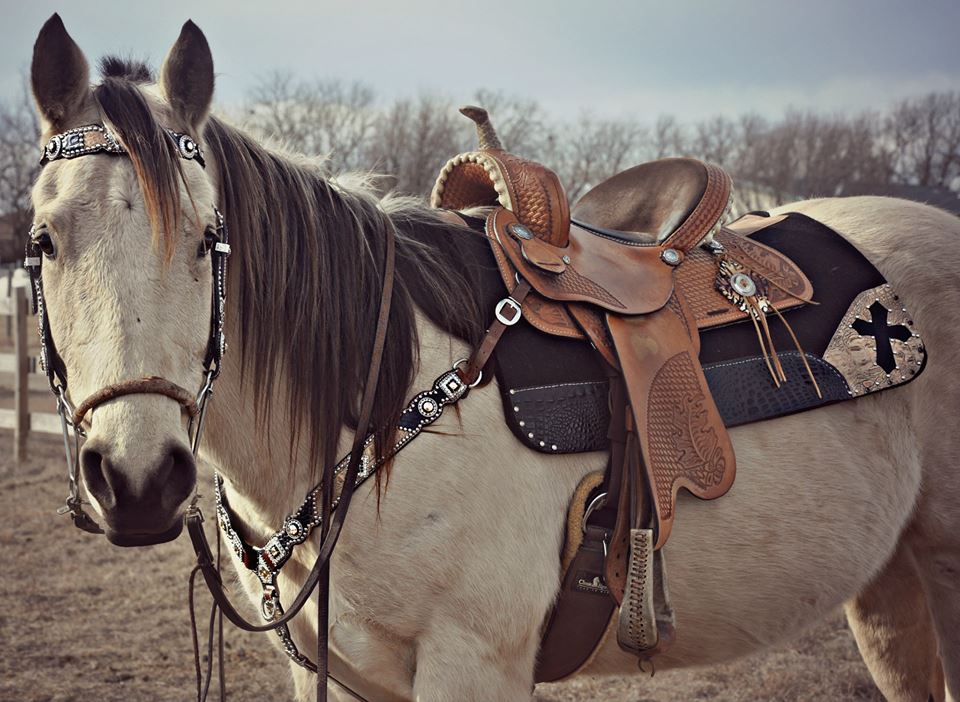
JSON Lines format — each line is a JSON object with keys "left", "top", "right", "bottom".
{"left": 159, "top": 20, "right": 214, "bottom": 129}
{"left": 31, "top": 14, "right": 91, "bottom": 130}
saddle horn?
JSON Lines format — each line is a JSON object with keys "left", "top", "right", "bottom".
{"left": 460, "top": 105, "right": 503, "bottom": 151}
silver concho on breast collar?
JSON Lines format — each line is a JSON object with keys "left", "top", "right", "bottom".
{"left": 40, "top": 123, "right": 205, "bottom": 167}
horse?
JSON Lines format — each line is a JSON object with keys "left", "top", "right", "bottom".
{"left": 26, "top": 14, "right": 960, "bottom": 702}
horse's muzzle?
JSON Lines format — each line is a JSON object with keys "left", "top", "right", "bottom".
{"left": 81, "top": 440, "right": 196, "bottom": 546}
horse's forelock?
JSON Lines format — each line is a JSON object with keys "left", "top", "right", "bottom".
{"left": 98, "top": 56, "right": 154, "bottom": 83}
{"left": 92, "top": 76, "right": 190, "bottom": 261}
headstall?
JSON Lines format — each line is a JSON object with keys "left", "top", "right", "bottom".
{"left": 30, "top": 120, "right": 529, "bottom": 702}
{"left": 27, "top": 123, "right": 227, "bottom": 533}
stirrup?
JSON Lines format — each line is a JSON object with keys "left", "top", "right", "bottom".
{"left": 617, "top": 528, "right": 658, "bottom": 654}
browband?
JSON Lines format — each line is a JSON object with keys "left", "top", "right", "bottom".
{"left": 40, "top": 123, "right": 205, "bottom": 168}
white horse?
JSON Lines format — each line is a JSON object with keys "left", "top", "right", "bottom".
{"left": 28, "top": 15, "right": 959, "bottom": 702}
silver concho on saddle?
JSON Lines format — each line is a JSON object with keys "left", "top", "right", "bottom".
{"left": 430, "top": 107, "right": 927, "bottom": 681}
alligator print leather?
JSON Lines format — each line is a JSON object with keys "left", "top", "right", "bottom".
{"left": 508, "top": 381, "right": 610, "bottom": 454}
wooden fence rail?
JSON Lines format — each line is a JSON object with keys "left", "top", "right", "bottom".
{"left": 1, "top": 285, "right": 60, "bottom": 463}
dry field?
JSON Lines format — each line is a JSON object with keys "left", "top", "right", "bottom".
{"left": 0, "top": 432, "right": 884, "bottom": 702}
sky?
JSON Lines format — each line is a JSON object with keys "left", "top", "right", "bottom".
{"left": 2, "top": 0, "right": 958, "bottom": 123}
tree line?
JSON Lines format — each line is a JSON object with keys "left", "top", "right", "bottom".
{"left": 1, "top": 73, "right": 957, "bottom": 259}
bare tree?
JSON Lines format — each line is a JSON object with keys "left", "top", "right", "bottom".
{"left": 0, "top": 83, "right": 40, "bottom": 262}
{"left": 885, "top": 91, "right": 960, "bottom": 187}
{"left": 236, "top": 78, "right": 960, "bottom": 205}
{"left": 650, "top": 115, "right": 686, "bottom": 159}
{"left": 245, "top": 71, "right": 377, "bottom": 172}
{"left": 691, "top": 115, "right": 738, "bottom": 167}
{"left": 366, "top": 95, "right": 463, "bottom": 195}
{"left": 551, "top": 115, "right": 644, "bottom": 201}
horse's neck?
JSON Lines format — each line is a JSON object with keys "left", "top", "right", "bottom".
{"left": 199, "top": 305, "right": 469, "bottom": 542}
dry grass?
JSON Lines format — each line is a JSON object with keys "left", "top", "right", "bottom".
{"left": 0, "top": 433, "right": 882, "bottom": 702}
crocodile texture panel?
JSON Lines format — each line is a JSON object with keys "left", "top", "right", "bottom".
{"left": 703, "top": 352, "right": 851, "bottom": 427}
{"left": 507, "top": 381, "right": 610, "bottom": 453}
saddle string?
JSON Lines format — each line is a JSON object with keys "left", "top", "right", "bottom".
{"left": 747, "top": 303, "right": 781, "bottom": 388}
{"left": 755, "top": 304, "right": 787, "bottom": 382}
{"left": 771, "top": 305, "right": 823, "bottom": 398}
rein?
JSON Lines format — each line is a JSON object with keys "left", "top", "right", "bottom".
{"left": 33, "top": 122, "right": 530, "bottom": 701}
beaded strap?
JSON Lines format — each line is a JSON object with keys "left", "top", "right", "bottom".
{"left": 215, "top": 367, "right": 470, "bottom": 669}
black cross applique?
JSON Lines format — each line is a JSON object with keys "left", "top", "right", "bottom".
{"left": 851, "top": 300, "right": 912, "bottom": 373}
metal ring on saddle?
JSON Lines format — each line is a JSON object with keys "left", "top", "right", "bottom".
{"left": 581, "top": 491, "right": 607, "bottom": 533}
{"left": 452, "top": 358, "right": 482, "bottom": 388}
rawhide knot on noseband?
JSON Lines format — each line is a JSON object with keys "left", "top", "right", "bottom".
{"left": 39, "top": 123, "right": 205, "bottom": 167}
{"left": 72, "top": 376, "right": 200, "bottom": 426}
{"left": 25, "top": 122, "right": 227, "bottom": 536}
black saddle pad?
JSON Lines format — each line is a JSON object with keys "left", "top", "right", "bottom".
{"left": 490, "top": 212, "right": 927, "bottom": 454}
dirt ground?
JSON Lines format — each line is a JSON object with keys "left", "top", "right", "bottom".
{"left": 0, "top": 432, "right": 885, "bottom": 702}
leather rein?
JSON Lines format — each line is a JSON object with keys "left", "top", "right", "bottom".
{"left": 32, "top": 122, "right": 529, "bottom": 702}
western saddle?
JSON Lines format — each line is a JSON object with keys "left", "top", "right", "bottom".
{"left": 431, "top": 107, "right": 811, "bottom": 678}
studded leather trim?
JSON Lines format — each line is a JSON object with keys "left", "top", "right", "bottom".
{"left": 215, "top": 367, "right": 470, "bottom": 669}
{"left": 40, "top": 123, "right": 206, "bottom": 168}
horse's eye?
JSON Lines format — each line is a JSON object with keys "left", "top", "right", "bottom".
{"left": 198, "top": 228, "right": 218, "bottom": 258}
{"left": 32, "top": 228, "right": 56, "bottom": 259}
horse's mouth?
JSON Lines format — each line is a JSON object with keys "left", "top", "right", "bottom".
{"left": 105, "top": 520, "right": 184, "bottom": 547}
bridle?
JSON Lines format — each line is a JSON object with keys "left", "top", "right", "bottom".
{"left": 26, "top": 123, "right": 228, "bottom": 536}
{"left": 28, "top": 120, "right": 399, "bottom": 701}
{"left": 30, "top": 121, "right": 528, "bottom": 702}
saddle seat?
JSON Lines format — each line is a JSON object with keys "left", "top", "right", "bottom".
{"left": 573, "top": 157, "right": 731, "bottom": 246}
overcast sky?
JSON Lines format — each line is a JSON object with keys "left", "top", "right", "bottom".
{"left": 3, "top": 0, "right": 958, "bottom": 123}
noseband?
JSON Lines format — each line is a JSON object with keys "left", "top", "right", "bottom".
{"left": 72, "top": 376, "right": 200, "bottom": 425}
{"left": 26, "top": 123, "right": 229, "bottom": 534}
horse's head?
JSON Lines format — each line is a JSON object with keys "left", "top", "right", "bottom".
{"left": 29, "top": 15, "right": 220, "bottom": 546}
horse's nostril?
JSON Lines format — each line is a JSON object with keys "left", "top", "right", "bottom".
{"left": 152, "top": 443, "right": 197, "bottom": 512}
{"left": 80, "top": 447, "right": 117, "bottom": 509}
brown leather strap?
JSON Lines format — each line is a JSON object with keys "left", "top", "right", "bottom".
{"left": 316, "top": 220, "right": 396, "bottom": 701}
{"left": 457, "top": 279, "right": 531, "bottom": 386}
{"left": 536, "top": 523, "right": 616, "bottom": 682}
{"left": 73, "top": 375, "right": 199, "bottom": 425}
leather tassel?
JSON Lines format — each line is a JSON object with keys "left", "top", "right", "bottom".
{"left": 771, "top": 305, "right": 822, "bottom": 399}
{"left": 754, "top": 303, "right": 786, "bottom": 382}
{"left": 748, "top": 305, "right": 781, "bottom": 387}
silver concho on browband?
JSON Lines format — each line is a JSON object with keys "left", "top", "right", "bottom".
{"left": 40, "top": 123, "right": 205, "bottom": 168}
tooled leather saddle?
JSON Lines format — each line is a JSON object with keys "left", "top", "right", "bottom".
{"left": 428, "top": 107, "right": 925, "bottom": 681}
{"left": 433, "top": 107, "right": 809, "bottom": 543}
